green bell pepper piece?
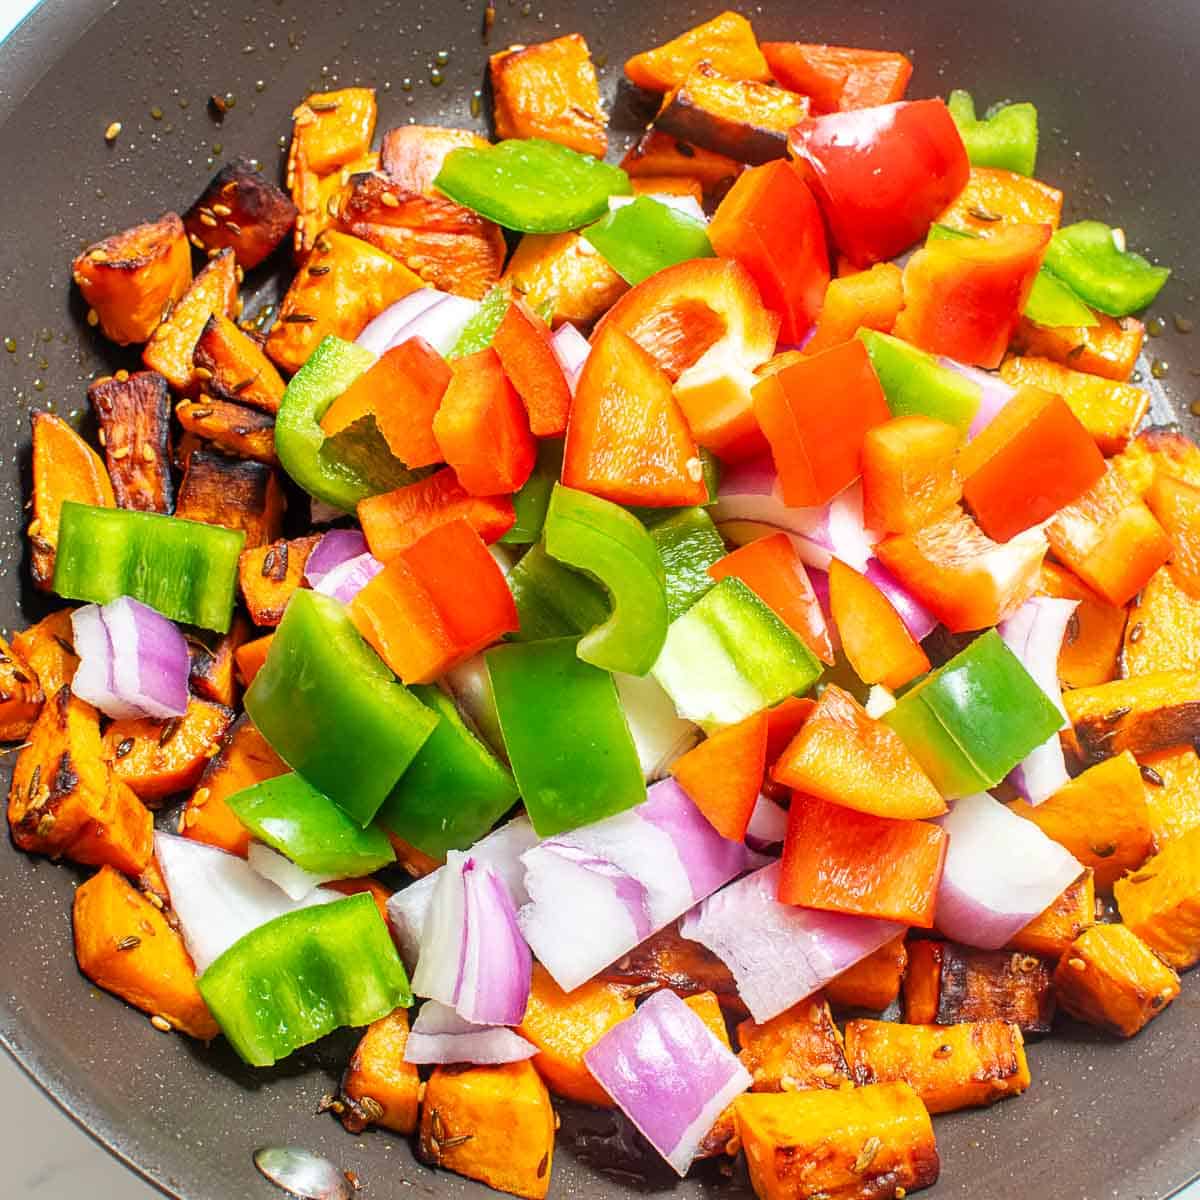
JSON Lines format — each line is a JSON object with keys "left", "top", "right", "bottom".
{"left": 652, "top": 576, "right": 823, "bottom": 728}
{"left": 647, "top": 506, "right": 726, "bottom": 621}
{"left": 198, "top": 893, "right": 411, "bottom": 1067}
{"left": 245, "top": 590, "right": 439, "bottom": 826}
{"left": 376, "top": 684, "right": 519, "bottom": 861}
{"left": 226, "top": 772, "right": 396, "bottom": 876}
{"left": 543, "top": 484, "right": 668, "bottom": 676}
{"left": 582, "top": 197, "right": 715, "bottom": 285}
{"left": 318, "top": 414, "right": 428, "bottom": 496}
{"left": 448, "top": 285, "right": 512, "bottom": 359}
{"left": 883, "top": 629, "right": 1062, "bottom": 798}
{"left": 486, "top": 636, "right": 645, "bottom": 836}
{"left": 857, "top": 329, "right": 981, "bottom": 430}
{"left": 435, "top": 138, "right": 632, "bottom": 234}
{"left": 947, "top": 90, "right": 1039, "bottom": 177}
{"left": 1043, "top": 221, "right": 1171, "bottom": 317}
{"left": 274, "top": 335, "right": 378, "bottom": 513}
{"left": 502, "top": 439, "right": 565, "bottom": 545}
{"left": 52, "top": 502, "right": 243, "bottom": 633}
{"left": 507, "top": 543, "right": 609, "bottom": 642}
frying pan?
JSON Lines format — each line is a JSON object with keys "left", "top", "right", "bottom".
{"left": 1, "top": 0, "right": 1198, "bottom": 1196}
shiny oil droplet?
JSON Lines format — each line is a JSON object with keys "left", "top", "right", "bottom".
{"left": 1146, "top": 316, "right": 1166, "bottom": 337}
{"left": 253, "top": 1147, "right": 353, "bottom": 1200}
{"left": 1151, "top": 358, "right": 1169, "bottom": 379}
{"left": 3, "top": 338, "right": 15, "bottom": 354}
{"left": 1174, "top": 314, "right": 1194, "bottom": 334}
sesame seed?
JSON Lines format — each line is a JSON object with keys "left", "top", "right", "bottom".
{"left": 199, "top": 213, "right": 219, "bottom": 228}
{"left": 150, "top": 1015, "right": 173, "bottom": 1032}
{"left": 1067, "top": 957, "right": 1087, "bottom": 972}
{"left": 212, "top": 203, "right": 233, "bottom": 217}
{"left": 110, "top": 446, "right": 130, "bottom": 460}
{"left": 380, "top": 192, "right": 400, "bottom": 208}
{"left": 104, "top": 121, "right": 122, "bottom": 142}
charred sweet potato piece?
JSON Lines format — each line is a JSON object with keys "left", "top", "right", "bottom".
{"left": 12, "top": 610, "right": 79, "bottom": 700}
{"left": 824, "top": 935, "right": 907, "bottom": 1012}
{"left": 73, "top": 864, "right": 218, "bottom": 1039}
{"left": 656, "top": 65, "right": 809, "bottom": 164}
{"left": 88, "top": 371, "right": 174, "bottom": 513}
{"left": 187, "top": 613, "right": 251, "bottom": 709}
{"left": 380, "top": 125, "right": 482, "bottom": 189}
{"left": 1063, "top": 671, "right": 1200, "bottom": 765}
{"left": 1113, "top": 425, "right": 1200, "bottom": 498}
{"left": 181, "top": 713, "right": 287, "bottom": 855}
{"left": 735, "top": 1083, "right": 940, "bottom": 1200}
{"left": 266, "top": 230, "right": 423, "bottom": 374}
{"left": 184, "top": 157, "right": 297, "bottom": 269}
{"left": 844, "top": 1019, "right": 1030, "bottom": 1115}
{"left": 1009, "top": 752, "right": 1153, "bottom": 890}
{"left": 234, "top": 634, "right": 273, "bottom": 688}
{"left": 8, "top": 689, "right": 152, "bottom": 874}
{"left": 491, "top": 34, "right": 607, "bottom": 156}
{"left": 175, "top": 451, "right": 285, "bottom": 550}
{"left": 625, "top": 11, "right": 770, "bottom": 92}
{"left": 736, "top": 996, "right": 850, "bottom": 1091}
{"left": 516, "top": 962, "right": 634, "bottom": 1107}
{"left": 501, "top": 231, "right": 628, "bottom": 328}
{"left": 1053, "top": 923, "right": 1179, "bottom": 1036}
{"left": 903, "top": 941, "right": 1055, "bottom": 1034}
{"left": 1114, "top": 825, "right": 1200, "bottom": 969}
{"left": 1140, "top": 746, "right": 1200, "bottom": 848}
{"left": 175, "top": 397, "right": 277, "bottom": 465}
{"left": 1013, "top": 312, "right": 1145, "bottom": 383}
{"left": 193, "top": 314, "right": 285, "bottom": 414}
{"left": 1123, "top": 567, "right": 1200, "bottom": 677}
{"left": 620, "top": 130, "right": 743, "bottom": 196}
{"left": 419, "top": 1062, "right": 555, "bottom": 1200}
{"left": 1039, "top": 561, "right": 1125, "bottom": 688}
{"left": 72, "top": 212, "right": 193, "bottom": 345}
{"left": 29, "top": 412, "right": 115, "bottom": 589}
{"left": 338, "top": 1008, "right": 421, "bottom": 1134}
{"left": 1007, "top": 870, "right": 1097, "bottom": 960}
{"left": 290, "top": 149, "right": 379, "bottom": 258}
{"left": 237, "top": 534, "right": 321, "bottom": 626}
{"left": 105, "top": 697, "right": 234, "bottom": 803}
{"left": 0, "top": 635, "right": 43, "bottom": 742}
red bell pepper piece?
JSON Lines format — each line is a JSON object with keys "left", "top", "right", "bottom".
{"left": 893, "top": 223, "right": 1051, "bottom": 369}
{"left": 960, "top": 385, "right": 1106, "bottom": 542}
{"left": 708, "top": 160, "right": 830, "bottom": 345}
{"left": 563, "top": 323, "right": 707, "bottom": 508}
{"left": 708, "top": 532, "right": 835, "bottom": 665}
{"left": 762, "top": 43, "right": 913, "bottom": 115}
{"left": 828, "top": 558, "right": 929, "bottom": 691}
{"left": 778, "top": 794, "right": 947, "bottom": 928}
{"left": 751, "top": 338, "right": 890, "bottom": 507}
{"left": 670, "top": 710, "right": 768, "bottom": 842}
{"left": 861, "top": 414, "right": 963, "bottom": 535}
{"left": 490, "top": 297, "right": 572, "bottom": 437}
{"left": 357, "top": 467, "right": 515, "bottom": 561}
{"left": 788, "top": 99, "right": 969, "bottom": 267}
{"left": 432, "top": 348, "right": 536, "bottom": 496}
{"left": 762, "top": 694, "right": 816, "bottom": 803}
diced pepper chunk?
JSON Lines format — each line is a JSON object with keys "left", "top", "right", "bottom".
{"left": 1114, "top": 825, "right": 1200, "bottom": 970}
{"left": 624, "top": 11, "right": 769, "bottom": 92}
{"left": 1113, "top": 427, "right": 1200, "bottom": 498}
{"left": 670, "top": 711, "right": 767, "bottom": 841}
{"left": 945, "top": 91, "right": 1038, "bottom": 177}
{"left": 736, "top": 995, "right": 849, "bottom": 1091}
{"left": 1063, "top": 671, "right": 1200, "bottom": 766}
{"left": 491, "top": 297, "right": 572, "bottom": 438}
{"left": 338, "top": 1008, "right": 420, "bottom": 1135}
{"left": 762, "top": 43, "right": 912, "bottom": 114}
{"left": 824, "top": 936, "right": 908, "bottom": 1012}
{"left": 862, "top": 414, "right": 963, "bottom": 536}
{"left": 805, "top": 262, "right": 904, "bottom": 356}
{"left": 858, "top": 328, "right": 981, "bottom": 430}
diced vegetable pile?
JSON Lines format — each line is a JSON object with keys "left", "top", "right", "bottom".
{"left": 9, "top": 7, "right": 1199, "bottom": 1199}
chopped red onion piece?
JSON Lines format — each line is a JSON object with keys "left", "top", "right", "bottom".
{"left": 935, "top": 793, "right": 1083, "bottom": 949}
{"left": 312, "top": 552, "right": 384, "bottom": 605}
{"left": 403, "top": 1000, "right": 537, "bottom": 1065}
{"left": 865, "top": 685, "right": 897, "bottom": 719}
{"left": 615, "top": 672, "right": 701, "bottom": 781}
{"left": 518, "top": 779, "right": 752, "bottom": 992}
{"left": 550, "top": 322, "right": 591, "bottom": 395}
{"left": 442, "top": 654, "right": 506, "bottom": 756}
{"left": 355, "top": 290, "right": 440, "bottom": 355}
{"left": 745, "top": 795, "right": 788, "bottom": 852}
{"left": 864, "top": 559, "right": 939, "bottom": 643}
{"left": 247, "top": 843, "right": 337, "bottom": 901}
{"left": 304, "top": 529, "right": 369, "bottom": 587}
{"left": 387, "top": 297, "right": 480, "bottom": 357}
{"left": 679, "top": 862, "right": 903, "bottom": 1022}
{"left": 584, "top": 989, "right": 751, "bottom": 1176}
{"left": 939, "top": 356, "right": 1016, "bottom": 439}
{"left": 70, "top": 604, "right": 129, "bottom": 717}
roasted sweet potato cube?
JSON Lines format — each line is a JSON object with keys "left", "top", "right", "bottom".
{"left": 631, "top": 175, "right": 706, "bottom": 202}
{"left": 184, "top": 157, "right": 297, "bottom": 269}
{"left": 88, "top": 370, "right": 174, "bottom": 513}
{"left": 174, "top": 451, "right": 285, "bottom": 550}
{"left": 72, "top": 212, "right": 192, "bottom": 345}
{"left": 1012, "top": 312, "right": 1144, "bottom": 383}
{"left": 290, "top": 148, "right": 379, "bottom": 257}
{"left": 734, "top": 1083, "right": 940, "bottom": 1200}
{"left": 655, "top": 65, "right": 809, "bottom": 164}
{"left": 237, "top": 534, "right": 321, "bottom": 627}
{"left": 175, "top": 397, "right": 277, "bottom": 465}
{"left": 844, "top": 1019, "right": 1030, "bottom": 1114}
{"left": 1053, "top": 923, "right": 1179, "bottom": 1036}
{"left": 501, "top": 231, "right": 629, "bottom": 328}
{"left": 0, "top": 634, "right": 43, "bottom": 742}
{"left": 187, "top": 613, "right": 251, "bottom": 709}
{"left": 234, "top": 634, "right": 273, "bottom": 689}
{"left": 193, "top": 314, "right": 285, "bottom": 414}
{"left": 1039, "top": 561, "right": 1125, "bottom": 688}
{"left": 105, "top": 697, "right": 234, "bottom": 803}
{"left": 1114, "top": 825, "right": 1200, "bottom": 969}
{"left": 73, "top": 864, "right": 218, "bottom": 1039}
{"left": 181, "top": 712, "right": 287, "bottom": 855}
{"left": 1140, "top": 746, "right": 1200, "bottom": 848}
{"left": 11, "top": 610, "right": 79, "bottom": 700}
{"left": 625, "top": 11, "right": 770, "bottom": 92}
{"left": 824, "top": 935, "right": 907, "bottom": 1012}
{"left": 338, "top": 1008, "right": 420, "bottom": 1134}
{"left": 936, "top": 168, "right": 1062, "bottom": 235}
{"left": 290, "top": 87, "right": 377, "bottom": 177}
{"left": 491, "top": 34, "right": 607, "bottom": 156}
{"left": 902, "top": 941, "right": 1055, "bottom": 1035}
{"left": 620, "top": 129, "right": 743, "bottom": 196}
{"left": 736, "top": 996, "right": 850, "bottom": 1091}
{"left": 1007, "top": 869, "right": 1097, "bottom": 961}
{"left": 1064, "top": 671, "right": 1200, "bottom": 765}
{"left": 419, "top": 1062, "right": 555, "bottom": 1200}
{"left": 8, "top": 689, "right": 152, "bottom": 874}
{"left": 29, "top": 412, "right": 115, "bottom": 589}
{"left": 1145, "top": 473, "right": 1200, "bottom": 599}
{"left": 381, "top": 125, "right": 484, "bottom": 189}
{"left": 1112, "top": 425, "right": 1200, "bottom": 498}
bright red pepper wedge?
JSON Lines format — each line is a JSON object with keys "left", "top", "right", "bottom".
{"left": 563, "top": 323, "right": 707, "bottom": 508}
{"left": 960, "top": 384, "right": 1106, "bottom": 542}
{"left": 788, "top": 99, "right": 969, "bottom": 267}
{"left": 778, "top": 794, "right": 947, "bottom": 927}
{"left": 876, "top": 505, "right": 1046, "bottom": 632}
{"left": 828, "top": 558, "right": 929, "bottom": 691}
{"left": 762, "top": 43, "right": 913, "bottom": 115}
{"left": 893, "top": 223, "right": 1051, "bottom": 368}
{"left": 490, "top": 296, "right": 573, "bottom": 437}
{"left": 432, "top": 347, "right": 536, "bottom": 496}
{"left": 707, "top": 160, "right": 830, "bottom": 345}
{"left": 708, "top": 532, "right": 836, "bottom": 665}
{"left": 670, "top": 710, "right": 768, "bottom": 842}
{"left": 751, "top": 338, "right": 890, "bottom": 507}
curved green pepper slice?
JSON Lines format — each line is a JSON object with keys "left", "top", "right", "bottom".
{"left": 947, "top": 90, "right": 1039, "bottom": 177}
{"left": 1043, "top": 221, "right": 1171, "bottom": 317}
{"left": 583, "top": 196, "right": 714, "bottom": 285}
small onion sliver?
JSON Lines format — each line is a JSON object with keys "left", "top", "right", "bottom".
{"left": 384, "top": 295, "right": 480, "bottom": 358}
{"left": 313, "top": 552, "right": 384, "bottom": 605}
{"left": 70, "top": 604, "right": 131, "bottom": 718}
{"left": 550, "top": 322, "right": 591, "bottom": 395}
{"left": 745, "top": 794, "right": 788, "bottom": 852}
{"left": 614, "top": 671, "right": 700, "bottom": 782}
{"left": 403, "top": 1000, "right": 537, "bottom": 1065}
{"left": 104, "top": 597, "right": 190, "bottom": 719}
{"left": 355, "top": 290, "right": 441, "bottom": 355}
{"left": 304, "top": 530, "right": 369, "bottom": 587}
{"left": 864, "top": 559, "right": 938, "bottom": 643}
{"left": 939, "top": 356, "right": 1017, "bottom": 439}
{"left": 247, "top": 842, "right": 337, "bottom": 901}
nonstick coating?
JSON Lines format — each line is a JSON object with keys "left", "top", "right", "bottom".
{"left": 1, "top": 1, "right": 1198, "bottom": 1197}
